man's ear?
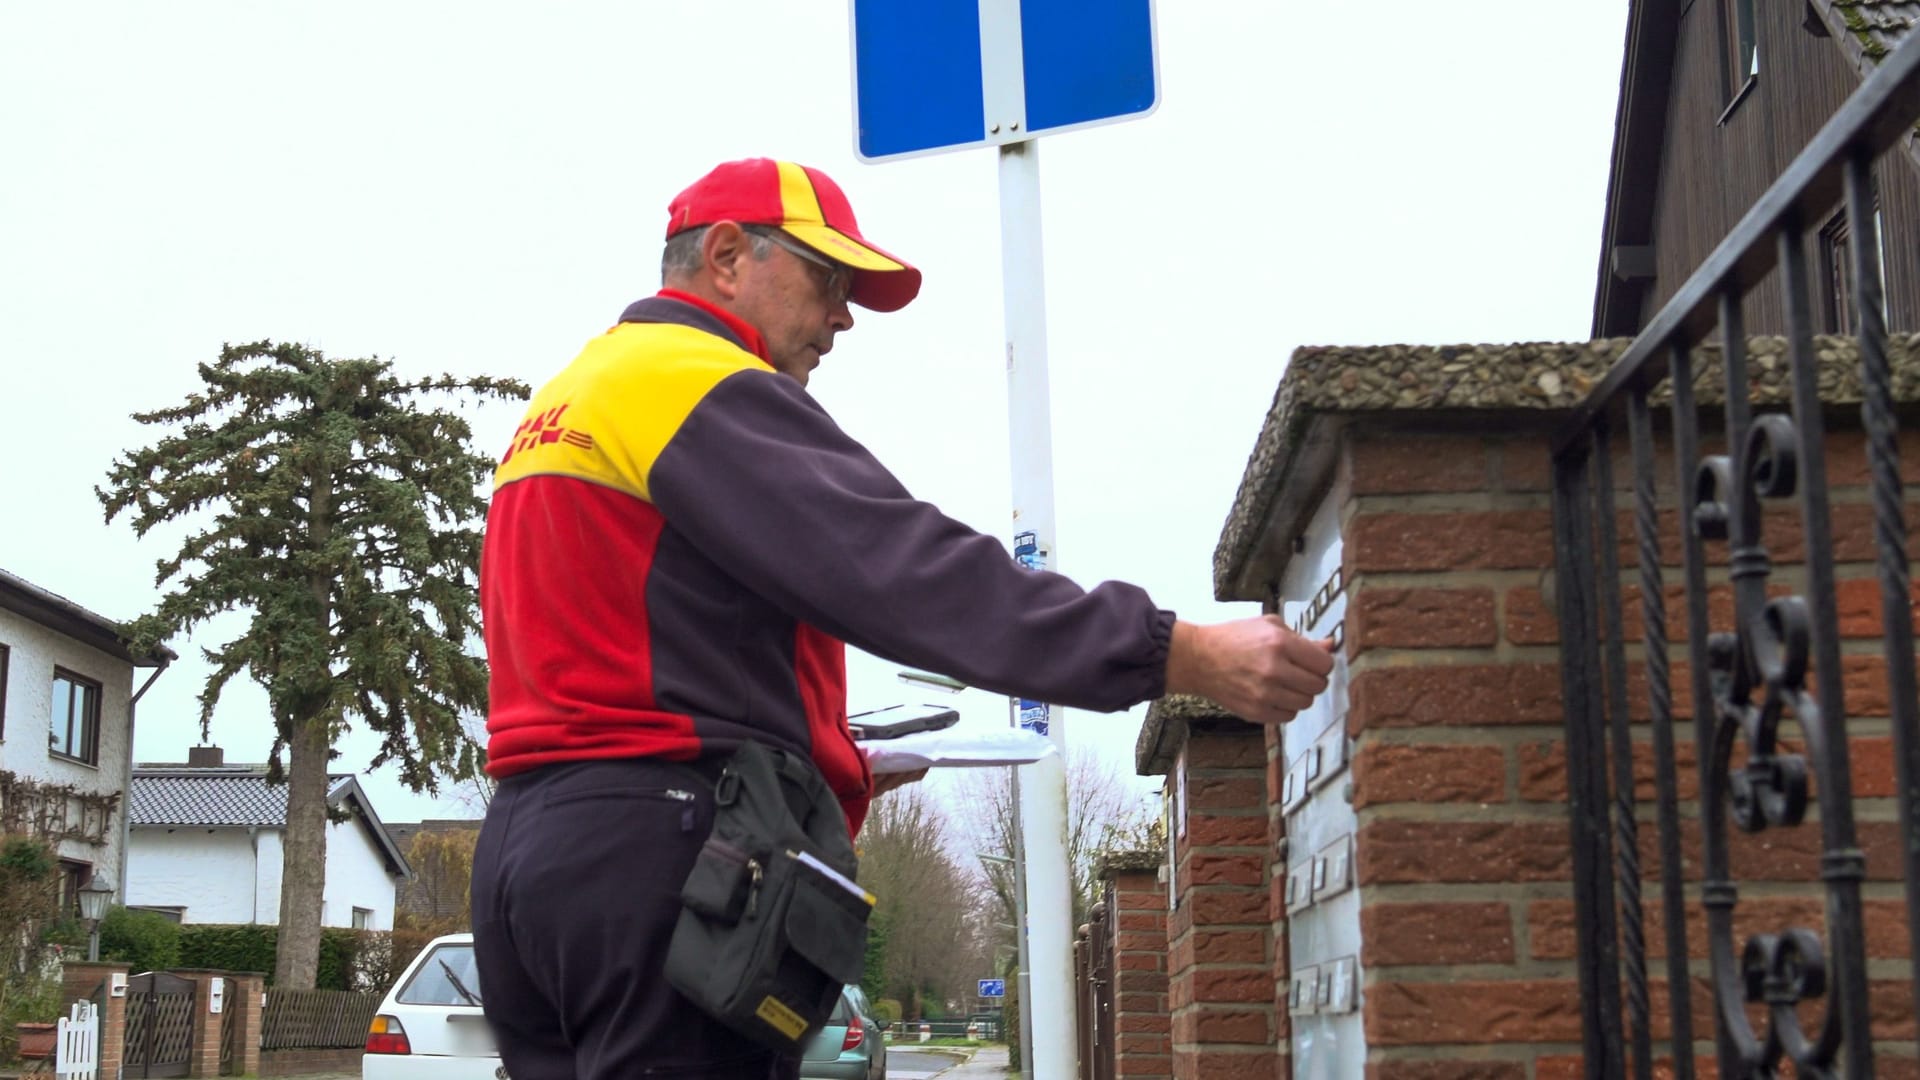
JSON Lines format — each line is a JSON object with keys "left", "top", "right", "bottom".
{"left": 702, "top": 222, "right": 752, "bottom": 301}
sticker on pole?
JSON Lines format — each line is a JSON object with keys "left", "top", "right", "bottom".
{"left": 1017, "top": 698, "right": 1049, "bottom": 736}
{"left": 978, "top": 979, "right": 1006, "bottom": 998}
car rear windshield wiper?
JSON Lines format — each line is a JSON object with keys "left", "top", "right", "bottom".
{"left": 440, "top": 959, "right": 482, "bottom": 1006}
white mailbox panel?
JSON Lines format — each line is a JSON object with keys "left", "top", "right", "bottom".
{"left": 1278, "top": 479, "right": 1365, "bottom": 1079}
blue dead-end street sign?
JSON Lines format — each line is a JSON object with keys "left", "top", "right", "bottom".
{"left": 978, "top": 978, "right": 1007, "bottom": 998}
{"left": 850, "top": 0, "right": 1158, "bottom": 162}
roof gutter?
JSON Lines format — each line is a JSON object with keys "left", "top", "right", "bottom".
{"left": 116, "top": 655, "right": 172, "bottom": 906}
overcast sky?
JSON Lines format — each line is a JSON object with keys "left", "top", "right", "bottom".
{"left": 0, "top": 1, "right": 1629, "bottom": 825}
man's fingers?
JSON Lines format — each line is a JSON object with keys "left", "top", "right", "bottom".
{"left": 1279, "top": 631, "right": 1337, "bottom": 676}
{"left": 1269, "top": 663, "right": 1329, "bottom": 699}
{"left": 1270, "top": 688, "right": 1313, "bottom": 714}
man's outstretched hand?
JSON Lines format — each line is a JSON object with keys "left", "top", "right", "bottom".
{"left": 870, "top": 767, "right": 929, "bottom": 798}
{"left": 1164, "top": 616, "right": 1338, "bottom": 724}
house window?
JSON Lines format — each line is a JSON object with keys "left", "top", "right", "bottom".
{"left": 1729, "top": 0, "right": 1759, "bottom": 84}
{"left": 0, "top": 642, "right": 10, "bottom": 739}
{"left": 352, "top": 907, "right": 374, "bottom": 930}
{"left": 50, "top": 669, "right": 102, "bottom": 765}
{"left": 57, "top": 861, "right": 91, "bottom": 918}
{"left": 1821, "top": 205, "right": 1889, "bottom": 334}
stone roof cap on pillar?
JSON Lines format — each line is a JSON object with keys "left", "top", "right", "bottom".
{"left": 1212, "top": 334, "right": 1920, "bottom": 603}
{"left": 1093, "top": 849, "right": 1166, "bottom": 876}
{"left": 1135, "top": 693, "right": 1241, "bottom": 777}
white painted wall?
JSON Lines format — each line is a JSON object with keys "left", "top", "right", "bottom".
{"left": 322, "top": 813, "right": 398, "bottom": 930}
{"left": 0, "top": 608, "right": 135, "bottom": 880}
{"left": 124, "top": 827, "right": 265, "bottom": 923}
{"left": 126, "top": 814, "right": 397, "bottom": 928}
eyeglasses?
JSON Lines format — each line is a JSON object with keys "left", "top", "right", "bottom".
{"left": 749, "top": 227, "right": 854, "bottom": 305}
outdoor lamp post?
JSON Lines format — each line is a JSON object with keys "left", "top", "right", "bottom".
{"left": 79, "top": 873, "right": 113, "bottom": 962}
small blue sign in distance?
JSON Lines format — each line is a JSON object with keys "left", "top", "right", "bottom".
{"left": 978, "top": 978, "right": 1006, "bottom": 998}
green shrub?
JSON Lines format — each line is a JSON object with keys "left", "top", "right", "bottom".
{"left": 0, "top": 834, "right": 64, "bottom": 1063}
{"left": 98, "top": 908, "right": 182, "bottom": 973}
{"left": 177, "top": 924, "right": 277, "bottom": 977}
{"left": 175, "top": 923, "right": 385, "bottom": 989}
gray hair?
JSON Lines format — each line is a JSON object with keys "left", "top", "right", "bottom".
{"left": 660, "top": 226, "right": 775, "bottom": 284}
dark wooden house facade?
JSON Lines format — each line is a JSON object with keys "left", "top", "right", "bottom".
{"left": 1594, "top": 0, "right": 1920, "bottom": 336}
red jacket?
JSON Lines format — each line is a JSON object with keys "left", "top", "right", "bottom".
{"left": 480, "top": 294, "right": 1175, "bottom": 834}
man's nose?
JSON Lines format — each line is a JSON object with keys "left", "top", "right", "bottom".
{"left": 829, "top": 298, "right": 854, "bottom": 334}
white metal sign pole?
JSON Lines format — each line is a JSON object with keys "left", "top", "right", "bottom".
{"left": 975, "top": 0, "right": 1074, "bottom": 1072}
{"left": 996, "top": 138, "right": 1078, "bottom": 1080}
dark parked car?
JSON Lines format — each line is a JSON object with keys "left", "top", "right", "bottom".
{"left": 799, "top": 985, "right": 888, "bottom": 1080}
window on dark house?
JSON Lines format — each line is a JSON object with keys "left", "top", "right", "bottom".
{"left": 1821, "top": 206, "right": 1889, "bottom": 334}
{"left": 50, "top": 668, "right": 101, "bottom": 765}
{"left": 1730, "top": 0, "right": 1759, "bottom": 82}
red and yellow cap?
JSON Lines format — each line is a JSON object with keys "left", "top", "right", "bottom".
{"left": 665, "top": 158, "right": 922, "bottom": 313}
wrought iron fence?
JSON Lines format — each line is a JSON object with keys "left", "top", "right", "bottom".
{"left": 1550, "top": 28, "right": 1920, "bottom": 1080}
{"left": 1075, "top": 890, "right": 1117, "bottom": 1080}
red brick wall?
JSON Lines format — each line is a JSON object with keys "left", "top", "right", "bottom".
{"left": 261, "top": 1046, "right": 366, "bottom": 1075}
{"left": 1167, "top": 722, "right": 1277, "bottom": 1080}
{"left": 1108, "top": 867, "right": 1172, "bottom": 1078}
{"left": 1340, "top": 423, "right": 1918, "bottom": 1077}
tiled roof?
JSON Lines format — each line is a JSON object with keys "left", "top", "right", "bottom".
{"left": 1824, "top": 0, "right": 1919, "bottom": 65}
{"left": 1814, "top": 1, "right": 1920, "bottom": 171}
{"left": 131, "top": 767, "right": 353, "bottom": 827}
{"left": 0, "top": 567, "right": 176, "bottom": 666}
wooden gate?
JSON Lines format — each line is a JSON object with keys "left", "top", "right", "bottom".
{"left": 218, "top": 977, "right": 237, "bottom": 1076}
{"left": 123, "top": 972, "right": 194, "bottom": 1079}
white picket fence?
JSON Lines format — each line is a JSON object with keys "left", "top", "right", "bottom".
{"left": 55, "top": 999, "right": 98, "bottom": 1079}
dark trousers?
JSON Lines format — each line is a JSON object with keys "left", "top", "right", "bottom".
{"left": 471, "top": 757, "right": 800, "bottom": 1079}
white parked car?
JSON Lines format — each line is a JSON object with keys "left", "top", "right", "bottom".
{"left": 363, "top": 933, "right": 508, "bottom": 1079}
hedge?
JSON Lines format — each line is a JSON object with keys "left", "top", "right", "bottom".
{"left": 175, "top": 925, "right": 375, "bottom": 990}
{"left": 98, "top": 908, "right": 182, "bottom": 973}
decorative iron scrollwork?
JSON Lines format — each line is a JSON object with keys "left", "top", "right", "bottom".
{"left": 1693, "top": 412, "right": 1840, "bottom": 1076}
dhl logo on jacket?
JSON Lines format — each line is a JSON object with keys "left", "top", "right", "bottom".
{"left": 481, "top": 294, "right": 1178, "bottom": 838}
{"left": 482, "top": 295, "right": 873, "bottom": 832}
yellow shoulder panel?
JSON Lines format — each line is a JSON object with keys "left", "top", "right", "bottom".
{"left": 493, "top": 323, "right": 767, "bottom": 501}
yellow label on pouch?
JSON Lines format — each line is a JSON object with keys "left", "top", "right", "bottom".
{"left": 755, "top": 995, "right": 808, "bottom": 1040}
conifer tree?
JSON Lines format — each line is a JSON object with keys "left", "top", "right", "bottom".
{"left": 99, "top": 340, "right": 527, "bottom": 988}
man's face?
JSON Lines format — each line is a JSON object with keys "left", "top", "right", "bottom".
{"left": 733, "top": 232, "right": 856, "bottom": 387}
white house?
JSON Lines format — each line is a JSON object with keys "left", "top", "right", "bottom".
{"left": 0, "top": 568, "right": 175, "bottom": 910}
{"left": 126, "top": 749, "right": 412, "bottom": 930}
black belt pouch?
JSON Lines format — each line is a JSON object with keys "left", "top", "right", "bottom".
{"left": 664, "top": 741, "right": 871, "bottom": 1053}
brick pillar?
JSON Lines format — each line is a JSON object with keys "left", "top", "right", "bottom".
{"left": 1148, "top": 709, "right": 1273, "bottom": 1080}
{"left": 1203, "top": 342, "right": 1920, "bottom": 1077}
{"left": 1262, "top": 722, "right": 1292, "bottom": 1080}
{"left": 1102, "top": 859, "right": 1170, "bottom": 1078}
{"left": 61, "top": 960, "right": 130, "bottom": 1080}
{"left": 1340, "top": 428, "right": 1570, "bottom": 1079}
{"left": 229, "top": 972, "right": 265, "bottom": 1076}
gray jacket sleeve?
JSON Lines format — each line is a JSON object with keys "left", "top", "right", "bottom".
{"left": 648, "top": 368, "right": 1175, "bottom": 711}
